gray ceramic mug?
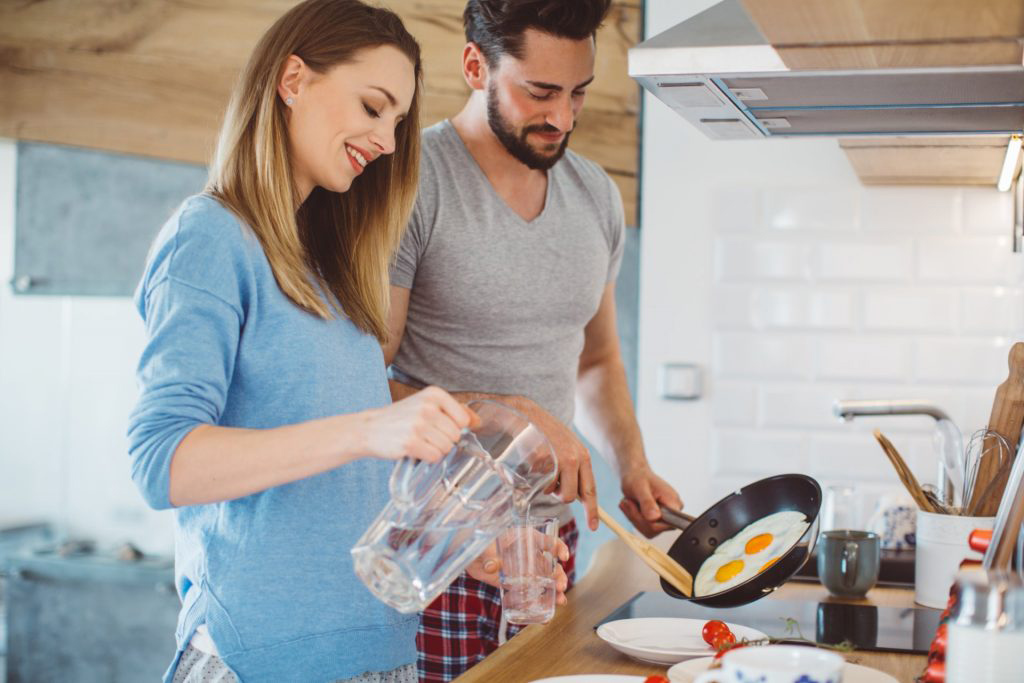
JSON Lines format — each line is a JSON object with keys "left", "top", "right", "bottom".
{"left": 818, "top": 530, "right": 880, "bottom": 598}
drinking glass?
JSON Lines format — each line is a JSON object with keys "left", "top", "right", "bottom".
{"left": 497, "top": 516, "right": 559, "bottom": 625}
{"left": 820, "top": 484, "right": 862, "bottom": 532}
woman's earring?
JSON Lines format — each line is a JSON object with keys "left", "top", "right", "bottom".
{"left": 285, "top": 97, "right": 294, "bottom": 106}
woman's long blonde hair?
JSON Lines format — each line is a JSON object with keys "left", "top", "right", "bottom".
{"left": 208, "top": 0, "right": 422, "bottom": 342}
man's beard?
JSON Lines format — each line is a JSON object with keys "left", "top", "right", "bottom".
{"left": 487, "top": 85, "right": 572, "bottom": 171}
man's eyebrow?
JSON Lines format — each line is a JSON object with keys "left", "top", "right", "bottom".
{"left": 525, "top": 76, "right": 595, "bottom": 91}
{"left": 370, "top": 85, "right": 397, "bottom": 106}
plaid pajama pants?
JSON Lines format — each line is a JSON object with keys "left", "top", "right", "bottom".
{"left": 416, "top": 519, "right": 579, "bottom": 683}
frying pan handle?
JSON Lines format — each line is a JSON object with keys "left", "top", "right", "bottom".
{"left": 659, "top": 504, "right": 696, "bottom": 531}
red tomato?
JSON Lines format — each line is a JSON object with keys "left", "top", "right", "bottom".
{"left": 643, "top": 677, "right": 670, "bottom": 683}
{"left": 712, "top": 630, "right": 737, "bottom": 650}
{"left": 702, "top": 620, "right": 730, "bottom": 645}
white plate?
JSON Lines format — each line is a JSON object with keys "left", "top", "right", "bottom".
{"left": 667, "top": 656, "right": 900, "bottom": 683}
{"left": 529, "top": 677, "right": 647, "bottom": 683}
{"left": 596, "top": 617, "right": 768, "bottom": 665}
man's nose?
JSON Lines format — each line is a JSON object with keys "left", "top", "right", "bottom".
{"left": 547, "top": 96, "right": 575, "bottom": 132}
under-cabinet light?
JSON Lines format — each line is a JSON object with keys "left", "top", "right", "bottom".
{"left": 997, "top": 134, "right": 1022, "bottom": 192}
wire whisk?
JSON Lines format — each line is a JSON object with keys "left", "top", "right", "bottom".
{"left": 962, "top": 428, "right": 1012, "bottom": 516}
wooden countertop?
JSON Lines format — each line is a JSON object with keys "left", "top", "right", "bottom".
{"left": 453, "top": 537, "right": 928, "bottom": 683}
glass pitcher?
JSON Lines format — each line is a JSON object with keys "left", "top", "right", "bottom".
{"left": 351, "top": 399, "right": 558, "bottom": 613}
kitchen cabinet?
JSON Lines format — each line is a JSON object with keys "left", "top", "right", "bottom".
{"left": 740, "top": 0, "right": 1024, "bottom": 188}
{"left": 841, "top": 136, "right": 1020, "bottom": 187}
{"left": 741, "top": 0, "right": 1024, "bottom": 69}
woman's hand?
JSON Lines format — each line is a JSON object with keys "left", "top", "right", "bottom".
{"left": 362, "top": 386, "right": 476, "bottom": 462}
{"left": 466, "top": 538, "right": 571, "bottom": 606}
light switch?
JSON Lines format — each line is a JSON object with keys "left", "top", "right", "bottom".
{"left": 658, "top": 363, "right": 702, "bottom": 400}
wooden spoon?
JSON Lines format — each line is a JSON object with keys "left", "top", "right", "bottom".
{"left": 874, "top": 429, "right": 940, "bottom": 513}
{"left": 597, "top": 506, "right": 694, "bottom": 597}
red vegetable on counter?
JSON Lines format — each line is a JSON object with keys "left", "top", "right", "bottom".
{"left": 702, "top": 620, "right": 730, "bottom": 646}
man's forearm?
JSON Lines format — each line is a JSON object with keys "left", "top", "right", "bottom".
{"left": 575, "top": 355, "right": 647, "bottom": 475}
{"left": 389, "top": 380, "right": 538, "bottom": 417}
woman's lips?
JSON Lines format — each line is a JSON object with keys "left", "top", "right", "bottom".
{"left": 347, "top": 150, "right": 364, "bottom": 174}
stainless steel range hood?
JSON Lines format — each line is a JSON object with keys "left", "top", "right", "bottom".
{"left": 629, "top": 0, "right": 1024, "bottom": 140}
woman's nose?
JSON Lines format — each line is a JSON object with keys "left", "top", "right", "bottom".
{"left": 370, "top": 127, "right": 396, "bottom": 156}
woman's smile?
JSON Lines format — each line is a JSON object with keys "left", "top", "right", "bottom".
{"left": 345, "top": 143, "right": 370, "bottom": 174}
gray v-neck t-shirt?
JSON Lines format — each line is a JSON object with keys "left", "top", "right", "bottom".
{"left": 390, "top": 120, "right": 625, "bottom": 426}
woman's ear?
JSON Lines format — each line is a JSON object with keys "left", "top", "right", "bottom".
{"left": 277, "top": 54, "right": 306, "bottom": 106}
{"left": 462, "top": 42, "right": 489, "bottom": 92}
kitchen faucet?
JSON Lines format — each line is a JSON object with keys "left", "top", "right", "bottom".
{"left": 833, "top": 399, "right": 962, "bottom": 505}
{"left": 833, "top": 399, "right": 952, "bottom": 423}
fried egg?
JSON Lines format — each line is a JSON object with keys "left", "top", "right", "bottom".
{"left": 693, "top": 510, "right": 809, "bottom": 597}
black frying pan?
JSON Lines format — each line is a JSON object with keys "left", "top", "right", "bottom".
{"left": 657, "top": 474, "right": 822, "bottom": 608}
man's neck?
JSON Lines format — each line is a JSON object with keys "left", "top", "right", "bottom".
{"left": 450, "top": 95, "right": 548, "bottom": 197}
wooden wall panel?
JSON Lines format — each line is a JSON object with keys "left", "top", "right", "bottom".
{"left": 0, "top": 0, "right": 639, "bottom": 223}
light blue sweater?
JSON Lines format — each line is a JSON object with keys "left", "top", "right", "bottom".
{"left": 128, "top": 195, "right": 416, "bottom": 682}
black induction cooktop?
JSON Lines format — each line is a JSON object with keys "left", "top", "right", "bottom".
{"left": 595, "top": 591, "right": 940, "bottom": 655}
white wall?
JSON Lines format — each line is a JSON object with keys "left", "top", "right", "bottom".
{"left": 0, "top": 138, "right": 172, "bottom": 555}
{"left": 637, "top": 2, "right": 1023, "bottom": 520}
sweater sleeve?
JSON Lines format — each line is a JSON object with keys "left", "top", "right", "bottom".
{"left": 127, "top": 201, "right": 248, "bottom": 509}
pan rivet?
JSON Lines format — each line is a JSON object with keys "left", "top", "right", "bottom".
{"left": 689, "top": 538, "right": 698, "bottom": 546}
{"left": 709, "top": 538, "right": 717, "bottom": 546}
{"left": 709, "top": 519, "right": 718, "bottom": 528}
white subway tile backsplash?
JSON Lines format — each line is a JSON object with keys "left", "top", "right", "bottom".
{"left": 712, "top": 187, "right": 761, "bottom": 232}
{"left": 962, "top": 187, "right": 1014, "bottom": 236}
{"left": 714, "top": 332, "right": 815, "bottom": 379}
{"left": 713, "top": 286, "right": 754, "bottom": 328}
{"left": 915, "top": 338, "right": 1012, "bottom": 385}
{"left": 817, "top": 337, "right": 913, "bottom": 381}
{"left": 713, "top": 429, "right": 807, "bottom": 476}
{"left": 759, "top": 384, "right": 855, "bottom": 429}
{"left": 862, "top": 288, "right": 958, "bottom": 332}
{"left": 711, "top": 381, "right": 758, "bottom": 426}
{"left": 716, "top": 237, "right": 812, "bottom": 282}
{"left": 815, "top": 240, "right": 914, "bottom": 282}
{"left": 763, "top": 188, "right": 858, "bottom": 232}
{"left": 960, "top": 288, "right": 1024, "bottom": 335}
{"left": 918, "top": 238, "right": 1024, "bottom": 285}
{"left": 808, "top": 433, "right": 899, "bottom": 481}
{"left": 861, "top": 187, "right": 959, "bottom": 234}
{"left": 752, "top": 289, "right": 856, "bottom": 330}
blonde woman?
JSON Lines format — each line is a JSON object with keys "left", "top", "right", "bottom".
{"left": 127, "top": 2, "right": 481, "bottom": 681}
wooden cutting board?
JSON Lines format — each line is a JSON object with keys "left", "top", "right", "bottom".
{"left": 969, "top": 342, "right": 1024, "bottom": 516}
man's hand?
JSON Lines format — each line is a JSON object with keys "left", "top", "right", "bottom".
{"left": 618, "top": 465, "right": 684, "bottom": 538}
{"left": 527, "top": 408, "right": 599, "bottom": 531}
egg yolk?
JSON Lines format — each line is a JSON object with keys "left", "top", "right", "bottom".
{"left": 745, "top": 533, "right": 774, "bottom": 555}
{"left": 715, "top": 560, "right": 745, "bottom": 582}
{"left": 759, "top": 557, "right": 780, "bottom": 573}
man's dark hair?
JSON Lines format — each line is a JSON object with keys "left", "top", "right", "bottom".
{"left": 463, "top": 0, "right": 612, "bottom": 65}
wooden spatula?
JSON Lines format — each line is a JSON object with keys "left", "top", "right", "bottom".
{"left": 969, "top": 342, "right": 1024, "bottom": 516}
{"left": 597, "top": 506, "right": 694, "bottom": 597}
